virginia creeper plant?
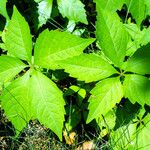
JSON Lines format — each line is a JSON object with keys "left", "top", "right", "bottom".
{"left": 0, "top": 6, "right": 94, "bottom": 140}
{"left": 0, "top": 0, "right": 150, "bottom": 149}
{"left": 57, "top": 0, "right": 150, "bottom": 149}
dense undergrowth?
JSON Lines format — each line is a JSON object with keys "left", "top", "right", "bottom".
{"left": 0, "top": 0, "right": 150, "bottom": 149}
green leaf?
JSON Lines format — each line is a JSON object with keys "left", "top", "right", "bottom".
{"left": 125, "top": 0, "right": 146, "bottom": 26}
{"left": 135, "top": 115, "right": 150, "bottom": 150}
{"left": 87, "top": 77, "right": 123, "bottom": 123}
{"left": 58, "top": 54, "right": 117, "bottom": 83}
{"left": 111, "top": 123, "right": 137, "bottom": 149}
{"left": 34, "top": 29, "right": 95, "bottom": 69}
{"left": 125, "top": 23, "right": 150, "bottom": 47}
{"left": 5, "top": 6, "right": 32, "bottom": 62}
{"left": 127, "top": 114, "right": 150, "bottom": 149}
{"left": 0, "top": 0, "right": 9, "bottom": 19}
{"left": 145, "top": 0, "right": 150, "bottom": 16}
{"left": 97, "top": 110, "right": 116, "bottom": 130}
{"left": 37, "top": 0, "right": 53, "bottom": 27}
{"left": 125, "top": 43, "right": 150, "bottom": 75}
{"left": 57, "top": 0, "right": 87, "bottom": 24}
{"left": 141, "top": 27, "right": 150, "bottom": 46}
{"left": 65, "top": 105, "right": 81, "bottom": 131}
{"left": 96, "top": 8, "right": 128, "bottom": 67}
{"left": 1, "top": 72, "right": 31, "bottom": 135}
{"left": 0, "top": 55, "right": 27, "bottom": 84}
{"left": 124, "top": 23, "right": 145, "bottom": 48}
{"left": 94, "top": 0, "right": 124, "bottom": 12}
{"left": 126, "top": 39, "right": 137, "bottom": 57}
{"left": 1, "top": 70, "right": 65, "bottom": 140}
{"left": 29, "top": 71, "right": 65, "bottom": 140}
{"left": 123, "top": 74, "right": 150, "bottom": 106}
{"left": 114, "top": 100, "right": 141, "bottom": 129}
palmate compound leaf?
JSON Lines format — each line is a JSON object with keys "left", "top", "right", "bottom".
{"left": 94, "top": 0, "right": 124, "bottom": 12}
{"left": 123, "top": 74, "right": 150, "bottom": 106}
{"left": 1, "top": 70, "right": 65, "bottom": 140}
{"left": 0, "top": 0, "right": 9, "bottom": 19}
{"left": 34, "top": 29, "right": 95, "bottom": 69}
{"left": 37, "top": 0, "right": 53, "bottom": 27}
{"left": 96, "top": 7, "right": 128, "bottom": 67}
{"left": 87, "top": 77, "right": 123, "bottom": 123}
{"left": 57, "top": 53, "right": 117, "bottom": 83}
{"left": 125, "top": 43, "right": 150, "bottom": 75}
{"left": 57, "top": 0, "right": 87, "bottom": 24}
{"left": 0, "top": 55, "right": 27, "bottom": 84}
{"left": 5, "top": 6, "right": 32, "bottom": 62}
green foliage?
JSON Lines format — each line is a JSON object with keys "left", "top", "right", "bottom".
{"left": 34, "top": 0, "right": 88, "bottom": 27}
{"left": 87, "top": 77, "right": 123, "bottom": 123}
{"left": 37, "top": 0, "right": 53, "bottom": 27}
{"left": 111, "top": 108, "right": 150, "bottom": 150}
{"left": 5, "top": 7, "right": 32, "bottom": 62}
{"left": 94, "top": 0, "right": 124, "bottom": 12}
{"left": 0, "top": 56, "right": 27, "bottom": 83}
{"left": 96, "top": 7, "right": 128, "bottom": 67}
{"left": 34, "top": 30, "right": 94, "bottom": 69}
{"left": 123, "top": 74, "right": 150, "bottom": 106}
{"left": 56, "top": 0, "right": 150, "bottom": 148}
{"left": 58, "top": 53, "right": 117, "bottom": 83}
{"left": 0, "top": 6, "right": 94, "bottom": 140}
{"left": 0, "top": 0, "right": 9, "bottom": 19}
{"left": 125, "top": 43, "right": 150, "bottom": 74}
{"left": 0, "top": 0, "right": 150, "bottom": 149}
{"left": 125, "top": 0, "right": 147, "bottom": 26}
{"left": 57, "top": 0, "right": 87, "bottom": 24}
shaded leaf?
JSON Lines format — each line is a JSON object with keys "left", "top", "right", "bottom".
{"left": 135, "top": 115, "right": 150, "bottom": 150}
{"left": 37, "top": 0, "right": 53, "bottom": 27}
{"left": 111, "top": 123, "right": 137, "bottom": 150}
{"left": 125, "top": 43, "right": 150, "bottom": 75}
{"left": 123, "top": 74, "right": 150, "bottom": 106}
{"left": 57, "top": 0, "right": 87, "bottom": 24}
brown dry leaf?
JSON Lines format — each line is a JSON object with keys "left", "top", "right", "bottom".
{"left": 63, "top": 130, "right": 76, "bottom": 145}
{"left": 76, "top": 140, "right": 95, "bottom": 150}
